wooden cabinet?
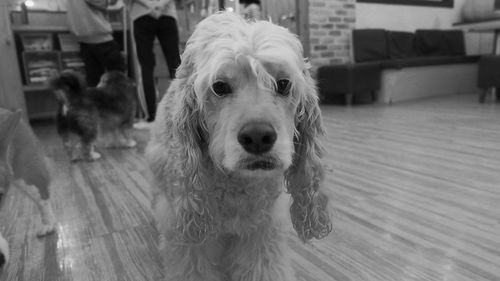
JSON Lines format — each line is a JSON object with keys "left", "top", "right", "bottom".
{"left": 12, "top": 22, "right": 68, "bottom": 120}
{"left": 9, "top": 10, "right": 126, "bottom": 120}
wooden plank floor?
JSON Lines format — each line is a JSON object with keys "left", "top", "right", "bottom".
{"left": 1, "top": 93, "right": 500, "bottom": 281}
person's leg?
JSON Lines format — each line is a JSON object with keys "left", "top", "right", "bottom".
{"left": 134, "top": 16, "right": 158, "bottom": 122}
{"left": 79, "top": 43, "right": 104, "bottom": 87}
{"left": 93, "top": 40, "right": 126, "bottom": 73}
{"left": 157, "top": 15, "right": 181, "bottom": 79}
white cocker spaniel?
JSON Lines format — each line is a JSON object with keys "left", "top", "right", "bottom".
{"left": 146, "top": 11, "right": 332, "bottom": 281}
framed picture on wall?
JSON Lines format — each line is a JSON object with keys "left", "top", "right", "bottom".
{"left": 357, "top": 0, "right": 453, "bottom": 8}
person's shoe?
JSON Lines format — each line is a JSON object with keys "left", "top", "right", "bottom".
{"left": 133, "top": 120, "right": 153, "bottom": 130}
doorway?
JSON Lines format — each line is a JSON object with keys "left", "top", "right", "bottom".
{"left": 260, "top": 0, "right": 310, "bottom": 57}
{"left": 178, "top": 0, "right": 310, "bottom": 57}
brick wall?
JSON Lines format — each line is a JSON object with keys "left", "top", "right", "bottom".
{"left": 308, "top": 0, "right": 356, "bottom": 72}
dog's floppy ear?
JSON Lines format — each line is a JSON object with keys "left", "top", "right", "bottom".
{"left": 167, "top": 40, "right": 215, "bottom": 245}
{"left": 285, "top": 73, "right": 332, "bottom": 242}
{"left": 147, "top": 14, "right": 222, "bottom": 245}
{"left": 172, "top": 60, "right": 206, "bottom": 177}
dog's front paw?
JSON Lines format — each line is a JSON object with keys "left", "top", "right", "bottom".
{"left": 37, "top": 200, "right": 57, "bottom": 237}
{"left": 82, "top": 151, "right": 101, "bottom": 161}
{"left": 124, "top": 139, "right": 137, "bottom": 148}
{"left": 0, "top": 235, "right": 9, "bottom": 269}
{"left": 36, "top": 223, "right": 56, "bottom": 238}
{"left": 90, "top": 151, "right": 101, "bottom": 160}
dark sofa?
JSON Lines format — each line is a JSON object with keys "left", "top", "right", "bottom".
{"left": 318, "top": 29, "right": 480, "bottom": 105}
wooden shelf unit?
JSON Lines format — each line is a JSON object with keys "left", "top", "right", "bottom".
{"left": 11, "top": 10, "right": 124, "bottom": 120}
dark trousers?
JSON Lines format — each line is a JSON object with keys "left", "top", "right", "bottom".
{"left": 79, "top": 40, "right": 125, "bottom": 87}
{"left": 134, "top": 15, "right": 181, "bottom": 122}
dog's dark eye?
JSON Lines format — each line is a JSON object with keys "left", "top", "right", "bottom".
{"left": 212, "top": 81, "right": 232, "bottom": 97}
{"left": 276, "top": 79, "right": 291, "bottom": 96}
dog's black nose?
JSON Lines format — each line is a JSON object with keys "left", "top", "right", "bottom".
{"left": 237, "top": 123, "right": 277, "bottom": 154}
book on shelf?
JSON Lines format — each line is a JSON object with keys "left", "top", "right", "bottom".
{"left": 19, "top": 33, "right": 53, "bottom": 51}
{"left": 60, "top": 52, "right": 85, "bottom": 76}
{"left": 22, "top": 51, "right": 60, "bottom": 84}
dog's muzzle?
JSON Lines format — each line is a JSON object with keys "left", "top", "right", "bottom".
{"left": 237, "top": 122, "right": 277, "bottom": 155}
{"left": 237, "top": 122, "right": 278, "bottom": 171}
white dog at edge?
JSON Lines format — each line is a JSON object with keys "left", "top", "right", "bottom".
{"left": 146, "top": 12, "right": 332, "bottom": 281}
{"left": 0, "top": 109, "right": 56, "bottom": 269}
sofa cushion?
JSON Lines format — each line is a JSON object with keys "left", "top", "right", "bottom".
{"left": 478, "top": 55, "right": 500, "bottom": 88}
{"left": 387, "top": 31, "right": 416, "bottom": 59}
{"left": 415, "top": 30, "right": 466, "bottom": 56}
{"left": 353, "top": 29, "right": 389, "bottom": 63}
{"left": 442, "top": 30, "right": 466, "bottom": 56}
{"left": 317, "top": 62, "right": 381, "bottom": 95}
{"left": 415, "top": 30, "right": 443, "bottom": 55}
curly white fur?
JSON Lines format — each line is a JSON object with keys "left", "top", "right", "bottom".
{"left": 146, "top": 12, "right": 332, "bottom": 281}
{"left": 0, "top": 109, "right": 56, "bottom": 270}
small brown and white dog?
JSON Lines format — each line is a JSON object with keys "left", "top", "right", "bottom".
{"left": 146, "top": 12, "right": 332, "bottom": 281}
{"left": 50, "top": 71, "right": 137, "bottom": 161}
{"left": 0, "top": 109, "right": 56, "bottom": 269}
